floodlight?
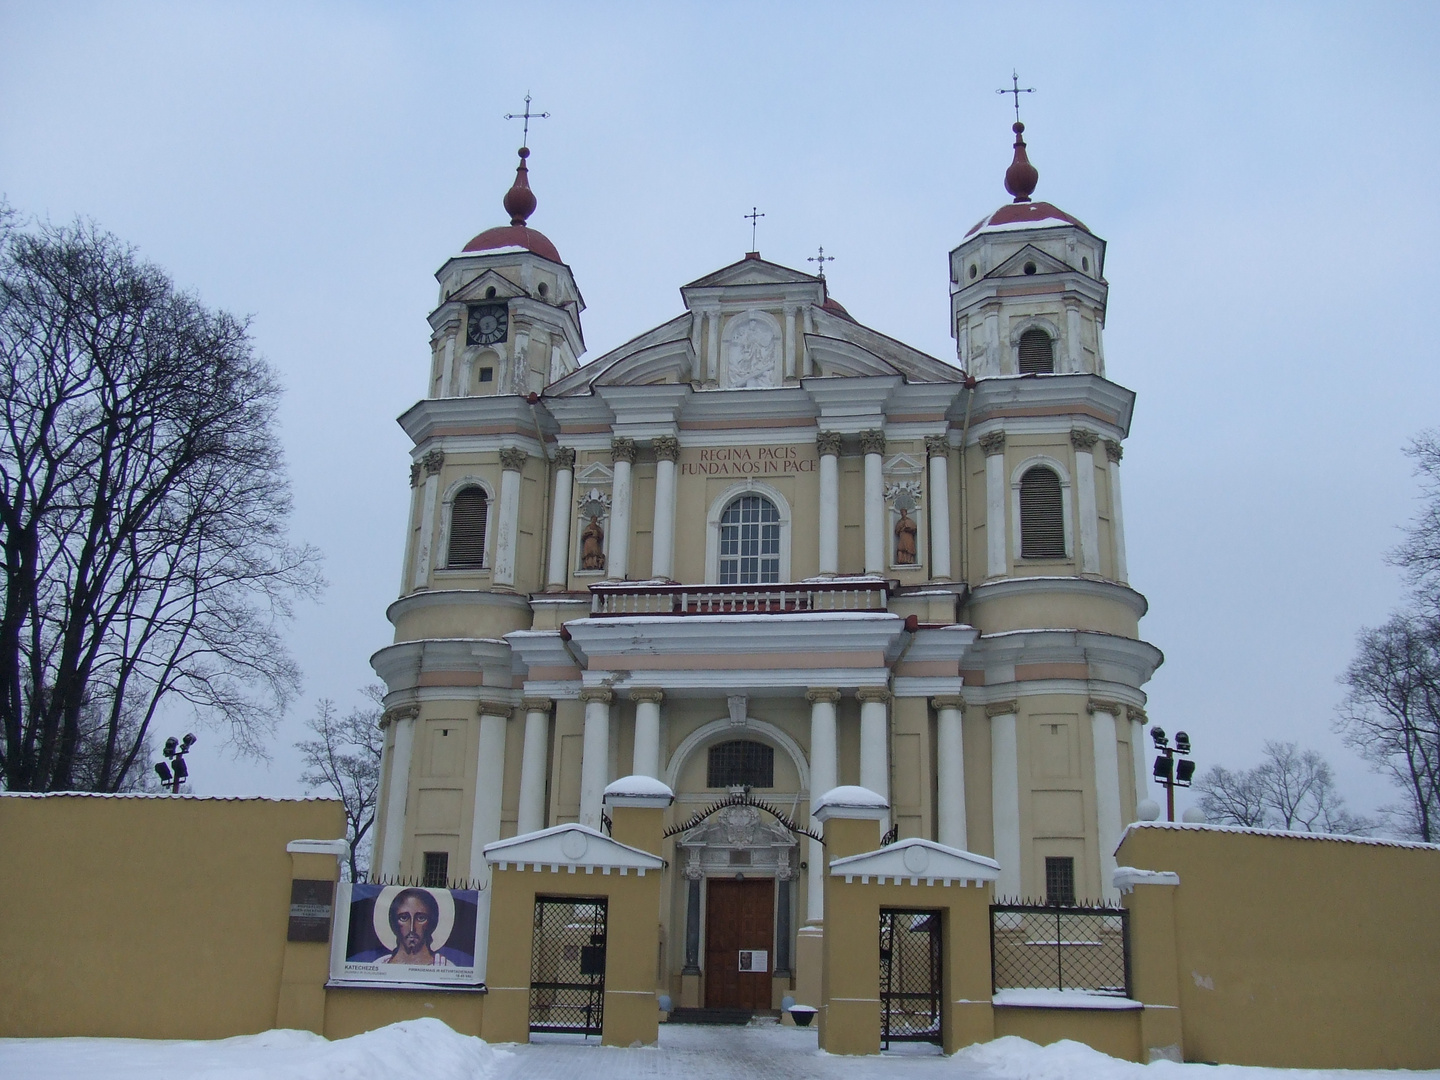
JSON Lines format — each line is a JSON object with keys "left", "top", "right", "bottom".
{"left": 1175, "top": 759, "right": 1196, "bottom": 784}
{"left": 1175, "top": 731, "right": 1191, "bottom": 754}
{"left": 163, "top": 736, "right": 179, "bottom": 757}
{"left": 173, "top": 757, "right": 189, "bottom": 782}
{"left": 155, "top": 761, "right": 172, "bottom": 783}
{"left": 181, "top": 733, "right": 197, "bottom": 750}
{"left": 1153, "top": 757, "right": 1174, "bottom": 781}
{"left": 1150, "top": 727, "right": 1167, "bottom": 749}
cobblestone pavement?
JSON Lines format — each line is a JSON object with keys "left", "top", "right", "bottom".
{"left": 492, "top": 1020, "right": 970, "bottom": 1080}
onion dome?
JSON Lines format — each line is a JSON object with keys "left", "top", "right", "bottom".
{"left": 964, "top": 122, "right": 1091, "bottom": 237}
{"left": 462, "top": 147, "right": 563, "bottom": 263}
{"left": 1004, "top": 121, "right": 1039, "bottom": 202}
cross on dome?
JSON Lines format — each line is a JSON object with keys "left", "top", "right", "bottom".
{"left": 744, "top": 206, "right": 765, "bottom": 254}
{"left": 504, "top": 93, "right": 550, "bottom": 150}
{"left": 808, "top": 246, "right": 834, "bottom": 279}
{"left": 996, "top": 70, "right": 1035, "bottom": 125}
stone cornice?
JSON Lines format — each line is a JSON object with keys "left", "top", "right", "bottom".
{"left": 967, "top": 575, "right": 1149, "bottom": 620}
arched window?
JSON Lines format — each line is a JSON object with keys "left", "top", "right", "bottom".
{"left": 707, "top": 740, "right": 774, "bottom": 789}
{"left": 1018, "top": 328, "right": 1055, "bottom": 375}
{"left": 1019, "top": 466, "right": 1065, "bottom": 558}
{"left": 718, "top": 495, "right": 780, "bottom": 584}
{"left": 447, "top": 486, "right": 488, "bottom": 567}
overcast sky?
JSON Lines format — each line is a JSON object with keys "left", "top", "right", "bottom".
{"left": 3, "top": 2, "right": 1438, "bottom": 820}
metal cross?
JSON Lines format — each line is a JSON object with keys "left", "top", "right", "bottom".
{"left": 996, "top": 70, "right": 1035, "bottom": 124}
{"left": 745, "top": 206, "right": 765, "bottom": 251}
{"left": 504, "top": 93, "right": 550, "bottom": 147}
{"left": 808, "top": 246, "right": 834, "bottom": 279}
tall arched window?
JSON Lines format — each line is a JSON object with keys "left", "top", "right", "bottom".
{"left": 447, "top": 486, "right": 488, "bottom": 567}
{"left": 1019, "top": 466, "right": 1065, "bottom": 558}
{"left": 1018, "top": 328, "right": 1055, "bottom": 375}
{"left": 719, "top": 495, "right": 780, "bottom": 584}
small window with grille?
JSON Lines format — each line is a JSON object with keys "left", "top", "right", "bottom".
{"left": 423, "top": 851, "right": 450, "bottom": 888}
{"left": 1018, "top": 328, "right": 1055, "bottom": 375}
{"left": 447, "top": 487, "right": 488, "bottom": 568}
{"left": 1019, "top": 466, "right": 1065, "bottom": 558}
{"left": 1045, "top": 856, "right": 1076, "bottom": 906}
{"left": 707, "top": 740, "right": 774, "bottom": 789}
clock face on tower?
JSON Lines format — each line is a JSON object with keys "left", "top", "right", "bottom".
{"left": 466, "top": 303, "right": 508, "bottom": 346}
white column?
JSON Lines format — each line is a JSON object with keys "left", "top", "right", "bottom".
{"left": 441, "top": 333, "right": 457, "bottom": 397}
{"left": 493, "top": 447, "right": 526, "bottom": 587}
{"left": 1065, "top": 303, "right": 1083, "bottom": 373}
{"left": 989, "top": 702, "right": 1021, "bottom": 899}
{"left": 631, "top": 688, "right": 664, "bottom": 778}
{"left": 706, "top": 310, "right": 721, "bottom": 385}
{"left": 982, "top": 432, "right": 1007, "bottom": 578}
{"left": 933, "top": 696, "right": 967, "bottom": 850}
{"left": 805, "top": 688, "right": 840, "bottom": 923}
{"left": 578, "top": 688, "right": 612, "bottom": 829}
{"left": 1131, "top": 709, "right": 1151, "bottom": 811}
{"left": 1072, "top": 430, "right": 1100, "bottom": 575}
{"left": 651, "top": 437, "right": 679, "bottom": 580}
{"left": 411, "top": 450, "right": 444, "bottom": 590}
{"left": 925, "top": 436, "right": 952, "bottom": 581}
{"left": 607, "top": 438, "right": 636, "bottom": 581}
{"left": 817, "top": 433, "right": 841, "bottom": 575}
{"left": 468, "top": 703, "right": 509, "bottom": 883}
{"left": 802, "top": 306, "right": 815, "bottom": 375}
{"left": 861, "top": 429, "right": 886, "bottom": 574}
{"left": 378, "top": 707, "right": 418, "bottom": 878}
{"left": 858, "top": 688, "right": 890, "bottom": 830}
{"left": 546, "top": 448, "right": 575, "bottom": 590}
{"left": 517, "top": 698, "right": 552, "bottom": 836}
{"left": 1089, "top": 701, "right": 1124, "bottom": 902}
{"left": 1106, "top": 440, "right": 1129, "bottom": 583}
{"left": 783, "top": 305, "right": 796, "bottom": 380}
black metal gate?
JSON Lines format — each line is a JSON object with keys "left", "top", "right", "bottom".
{"left": 878, "top": 908, "right": 943, "bottom": 1049}
{"left": 529, "top": 897, "right": 608, "bottom": 1036}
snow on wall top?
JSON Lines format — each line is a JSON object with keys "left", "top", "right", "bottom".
{"left": 1120, "top": 820, "right": 1440, "bottom": 853}
{"left": 0, "top": 791, "right": 338, "bottom": 802}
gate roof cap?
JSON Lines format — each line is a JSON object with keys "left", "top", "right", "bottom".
{"left": 830, "top": 837, "right": 1000, "bottom": 885}
{"left": 483, "top": 822, "right": 664, "bottom": 871}
{"left": 603, "top": 775, "right": 675, "bottom": 807}
{"left": 813, "top": 785, "right": 888, "bottom": 822}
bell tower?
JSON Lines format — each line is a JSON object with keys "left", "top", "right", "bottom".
{"left": 949, "top": 121, "right": 1108, "bottom": 379}
{"left": 426, "top": 146, "right": 585, "bottom": 399}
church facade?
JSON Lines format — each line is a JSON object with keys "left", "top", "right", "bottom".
{"left": 369, "top": 124, "right": 1163, "bottom": 1010}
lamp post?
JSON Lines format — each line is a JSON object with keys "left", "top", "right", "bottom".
{"left": 1150, "top": 727, "right": 1194, "bottom": 823}
{"left": 154, "top": 733, "right": 196, "bottom": 793}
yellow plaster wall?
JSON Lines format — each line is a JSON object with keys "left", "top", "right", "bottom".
{"left": 0, "top": 794, "right": 345, "bottom": 1040}
{"left": 993, "top": 1006, "right": 1141, "bottom": 1060}
{"left": 1118, "top": 825, "right": 1440, "bottom": 1069}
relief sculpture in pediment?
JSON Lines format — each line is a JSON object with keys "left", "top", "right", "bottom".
{"left": 722, "top": 310, "right": 781, "bottom": 389}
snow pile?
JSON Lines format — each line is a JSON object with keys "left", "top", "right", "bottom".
{"left": 0, "top": 1018, "right": 508, "bottom": 1080}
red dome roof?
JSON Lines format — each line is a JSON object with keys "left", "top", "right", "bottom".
{"left": 965, "top": 201, "right": 1090, "bottom": 238}
{"left": 821, "top": 296, "right": 854, "bottom": 321}
{"left": 462, "top": 225, "right": 562, "bottom": 264}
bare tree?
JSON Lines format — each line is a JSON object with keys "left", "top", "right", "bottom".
{"left": 1337, "top": 612, "right": 1440, "bottom": 842}
{"left": 298, "top": 686, "right": 383, "bottom": 882}
{"left": 1196, "top": 741, "right": 1372, "bottom": 834}
{"left": 0, "top": 215, "right": 323, "bottom": 791}
{"left": 1390, "top": 430, "right": 1440, "bottom": 612}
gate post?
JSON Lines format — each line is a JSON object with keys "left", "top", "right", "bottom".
{"left": 600, "top": 777, "right": 674, "bottom": 1047}
{"left": 1115, "top": 866, "right": 1183, "bottom": 1062}
{"left": 814, "top": 786, "right": 887, "bottom": 1055}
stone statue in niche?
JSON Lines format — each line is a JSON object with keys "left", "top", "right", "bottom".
{"left": 724, "top": 311, "right": 780, "bottom": 389}
{"left": 581, "top": 516, "right": 605, "bottom": 570}
{"left": 895, "top": 509, "right": 918, "bottom": 564}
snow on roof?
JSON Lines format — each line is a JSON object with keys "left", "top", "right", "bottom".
{"left": 0, "top": 791, "right": 337, "bottom": 802}
{"left": 1121, "top": 820, "right": 1440, "bottom": 853}
{"left": 603, "top": 775, "right": 675, "bottom": 800}
{"left": 812, "top": 785, "right": 888, "bottom": 812}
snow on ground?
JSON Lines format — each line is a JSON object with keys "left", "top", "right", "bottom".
{"left": 2, "top": 1020, "right": 1436, "bottom": 1080}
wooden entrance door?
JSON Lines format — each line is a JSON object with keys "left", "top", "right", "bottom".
{"left": 704, "top": 878, "right": 774, "bottom": 1009}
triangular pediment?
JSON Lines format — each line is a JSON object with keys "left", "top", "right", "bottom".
{"left": 829, "top": 838, "right": 1000, "bottom": 885}
{"left": 451, "top": 269, "right": 525, "bottom": 302}
{"left": 683, "top": 257, "right": 820, "bottom": 290}
{"left": 483, "top": 823, "right": 664, "bottom": 872}
{"left": 990, "top": 244, "right": 1074, "bottom": 279}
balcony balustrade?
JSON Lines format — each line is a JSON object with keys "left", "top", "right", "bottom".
{"left": 588, "top": 578, "right": 893, "bottom": 617}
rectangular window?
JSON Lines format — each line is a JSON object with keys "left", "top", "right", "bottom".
{"left": 1045, "top": 856, "right": 1076, "bottom": 906}
{"left": 478, "top": 366, "right": 494, "bottom": 383}
{"left": 423, "top": 851, "right": 450, "bottom": 888}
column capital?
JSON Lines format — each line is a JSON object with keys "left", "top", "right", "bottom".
{"left": 984, "top": 699, "right": 1019, "bottom": 718}
{"left": 477, "top": 699, "right": 515, "bottom": 719}
{"left": 859, "top": 428, "right": 887, "bottom": 456}
{"left": 816, "top": 431, "right": 843, "bottom": 457}
{"left": 610, "top": 437, "right": 638, "bottom": 464}
{"left": 579, "top": 687, "right": 614, "bottom": 705}
{"left": 1126, "top": 705, "right": 1148, "bottom": 723}
{"left": 630, "top": 687, "right": 665, "bottom": 705}
{"left": 805, "top": 687, "right": 841, "bottom": 704}
{"left": 652, "top": 436, "right": 680, "bottom": 462}
{"left": 930, "top": 695, "right": 965, "bottom": 711}
{"left": 924, "top": 434, "right": 950, "bottom": 458}
{"left": 379, "top": 703, "right": 420, "bottom": 729}
{"left": 409, "top": 461, "right": 422, "bottom": 487}
{"left": 499, "top": 446, "right": 528, "bottom": 472}
{"left": 422, "top": 449, "right": 445, "bottom": 475}
{"left": 978, "top": 430, "right": 1006, "bottom": 457}
{"left": 1086, "top": 698, "right": 1125, "bottom": 717}
{"left": 856, "top": 687, "right": 892, "bottom": 705}
{"left": 1070, "top": 428, "right": 1100, "bottom": 452}
{"left": 1105, "top": 439, "right": 1124, "bottom": 464}
{"left": 554, "top": 446, "right": 576, "bottom": 470}
{"left": 521, "top": 697, "right": 554, "bottom": 714}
